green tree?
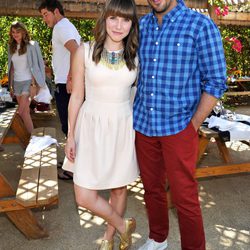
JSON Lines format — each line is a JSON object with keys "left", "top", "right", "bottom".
{"left": 0, "top": 16, "right": 95, "bottom": 79}
{"left": 220, "top": 25, "right": 250, "bottom": 76}
{"left": 0, "top": 15, "right": 249, "bottom": 80}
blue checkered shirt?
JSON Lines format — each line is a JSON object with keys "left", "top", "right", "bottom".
{"left": 133, "top": 0, "right": 227, "bottom": 136}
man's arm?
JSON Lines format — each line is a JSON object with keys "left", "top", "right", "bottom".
{"left": 192, "top": 19, "right": 228, "bottom": 130}
{"left": 64, "top": 39, "right": 79, "bottom": 93}
{"left": 191, "top": 93, "right": 217, "bottom": 131}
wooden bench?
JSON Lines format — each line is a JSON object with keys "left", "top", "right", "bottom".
{"left": 166, "top": 125, "right": 250, "bottom": 209}
{"left": 1, "top": 107, "right": 30, "bottom": 148}
{"left": 225, "top": 78, "right": 250, "bottom": 98}
{"left": 195, "top": 126, "right": 250, "bottom": 178}
{"left": 0, "top": 127, "right": 58, "bottom": 239}
{"left": 16, "top": 127, "right": 58, "bottom": 207}
{"left": 31, "top": 109, "right": 56, "bottom": 128}
{"left": 224, "top": 91, "right": 250, "bottom": 96}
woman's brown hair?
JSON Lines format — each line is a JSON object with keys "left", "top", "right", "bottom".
{"left": 92, "top": 0, "right": 139, "bottom": 71}
{"left": 8, "top": 21, "right": 31, "bottom": 55}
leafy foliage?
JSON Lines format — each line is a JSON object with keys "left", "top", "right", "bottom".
{"left": 220, "top": 25, "right": 250, "bottom": 76}
{"left": 0, "top": 16, "right": 50, "bottom": 77}
{"left": 0, "top": 16, "right": 95, "bottom": 78}
{"left": 0, "top": 15, "right": 249, "bottom": 80}
{"left": 208, "top": 0, "right": 226, "bottom": 8}
{"left": 208, "top": 0, "right": 250, "bottom": 10}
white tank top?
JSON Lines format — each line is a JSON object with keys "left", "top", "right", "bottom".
{"left": 12, "top": 45, "right": 32, "bottom": 81}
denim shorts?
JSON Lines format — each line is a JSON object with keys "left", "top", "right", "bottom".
{"left": 13, "top": 79, "right": 32, "bottom": 96}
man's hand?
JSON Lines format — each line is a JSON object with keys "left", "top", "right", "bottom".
{"left": 66, "top": 75, "right": 72, "bottom": 94}
{"left": 191, "top": 92, "right": 218, "bottom": 132}
{"left": 191, "top": 117, "right": 201, "bottom": 132}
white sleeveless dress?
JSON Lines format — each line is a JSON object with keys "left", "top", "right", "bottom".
{"left": 63, "top": 42, "right": 139, "bottom": 190}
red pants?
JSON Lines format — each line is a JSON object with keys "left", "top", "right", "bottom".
{"left": 135, "top": 122, "right": 206, "bottom": 250}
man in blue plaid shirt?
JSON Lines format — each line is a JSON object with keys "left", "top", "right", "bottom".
{"left": 134, "top": 0, "right": 227, "bottom": 249}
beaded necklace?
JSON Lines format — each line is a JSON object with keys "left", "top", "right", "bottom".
{"left": 100, "top": 47, "right": 125, "bottom": 70}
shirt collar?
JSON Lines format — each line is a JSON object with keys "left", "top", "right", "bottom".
{"left": 150, "top": 0, "right": 187, "bottom": 24}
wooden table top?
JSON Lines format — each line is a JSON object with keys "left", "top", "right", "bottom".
{"left": 0, "top": 107, "right": 17, "bottom": 144}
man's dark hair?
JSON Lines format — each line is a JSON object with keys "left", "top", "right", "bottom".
{"left": 38, "top": 0, "right": 65, "bottom": 16}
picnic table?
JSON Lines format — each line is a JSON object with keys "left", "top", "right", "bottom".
{"left": 225, "top": 77, "right": 250, "bottom": 97}
{"left": 167, "top": 123, "right": 250, "bottom": 209}
{"left": 196, "top": 125, "right": 250, "bottom": 178}
{"left": 0, "top": 107, "right": 58, "bottom": 239}
{"left": 0, "top": 107, "right": 30, "bottom": 148}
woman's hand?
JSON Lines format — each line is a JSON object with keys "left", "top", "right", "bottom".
{"left": 9, "top": 87, "right": 14, "bottom": 98}
{"left": 65, "top": 136, "right": 76, "bottom": 162}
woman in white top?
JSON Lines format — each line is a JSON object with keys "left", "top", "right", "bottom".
{"left": 8, "top": 21, "right": 46, "bottom": 133}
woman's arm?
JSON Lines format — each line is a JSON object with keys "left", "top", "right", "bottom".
{"left": 65, "top": 44, "right": 85, "bottom": 162}
{"left": 34, "top": 41, "right": 46, "bottom": 87}
{"left": 7, "top": 45, "right": 14, "bottom": 92}
{"left": 9, "top": 63, "right": 14, "bottom": 96}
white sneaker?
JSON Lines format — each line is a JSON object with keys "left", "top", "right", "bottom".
{"left": 138, "top": 238, "right": 168, "bottom": 250}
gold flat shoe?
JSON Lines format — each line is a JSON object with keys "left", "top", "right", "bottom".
{"left": 119, "top": 218, "right": 136, "bottom": 250}
{"left": 99, "top": 239, "right": 114, "bottom": 250}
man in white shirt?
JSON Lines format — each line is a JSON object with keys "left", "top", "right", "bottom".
{"left": 39, "top": 0, "right": 81, "bottom": 179}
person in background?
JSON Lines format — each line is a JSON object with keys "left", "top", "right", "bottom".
{"left": 63, "top": 0, "right": 139, "bottom": 249}
{"left": 39, "top": 0, "right": 81, "bottom": 180}
{"left": 44, "top": 59, "right": 54, "bottom": 98}
{"left": 134, "top": 0, "right": 228, "bottom": 249}
{"left": 8, "top": 21, "right": 47, "bottom": 133}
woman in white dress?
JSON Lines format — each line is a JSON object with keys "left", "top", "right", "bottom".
{"left": 63, "top": 0, "right": 139, "bottom": 249}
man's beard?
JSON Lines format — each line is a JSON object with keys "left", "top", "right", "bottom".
{"left": 153, "top": 0, "right": 173, "bottom": 14}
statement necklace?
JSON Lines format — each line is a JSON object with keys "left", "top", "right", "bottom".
{"left": 100, "top": 47, "right": 125, "bottom": 70}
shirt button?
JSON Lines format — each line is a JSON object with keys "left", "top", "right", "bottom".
{"left": 177, "top": 43, "right": 180, "bottom": 46}
{"left": 171, "top": 19, "right": 174, "bottom": 22}
{"left": 153, "top": 59, "right": 156, "bottom": 62}
{"left": 155, "top": 42, "right": 159, "bottom": 45}
{"left": 150, "top": 108, "right": 154, "bottom": 111}
{"left": 156, "top": 27, "right": 159, "bottom": 30}
{"left": 151, "top": 93, "right": 154, "bottom": 96}
{"left": 152, "top": 76, "right": 155, "bottom": 79}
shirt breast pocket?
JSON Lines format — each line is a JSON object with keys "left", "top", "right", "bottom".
{"left": 170, "top": 36, "right": 196, "bottom": 71}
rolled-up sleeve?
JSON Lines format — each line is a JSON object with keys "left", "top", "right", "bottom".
{"left": 197, "top": 19, "right": 227, "bottom": 98}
